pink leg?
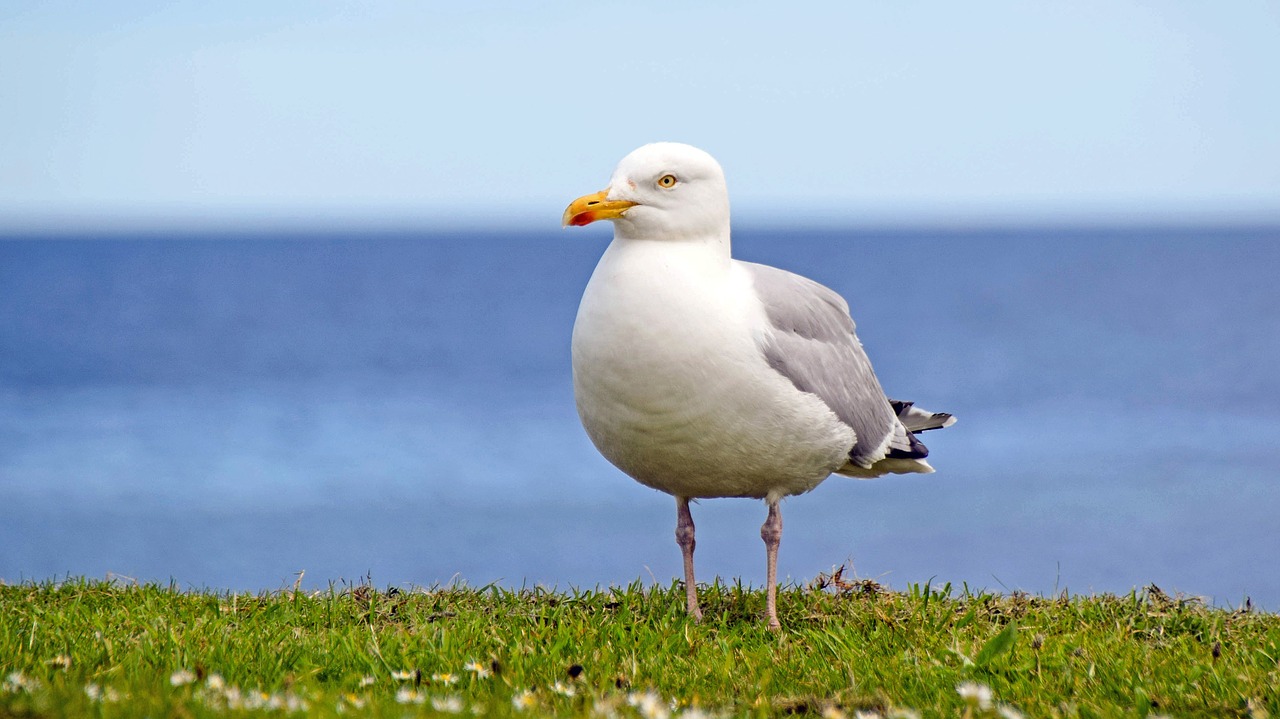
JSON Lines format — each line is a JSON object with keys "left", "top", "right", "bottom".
{"left": 675, "top": 497, "right": 703, "bottom": 621}
{"left": 761, "top": 500, "right": 783, "bottom": 630}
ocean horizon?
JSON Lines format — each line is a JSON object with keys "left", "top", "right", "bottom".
{"left": 3, "top": 223, "right": 1278, "bottom": 608}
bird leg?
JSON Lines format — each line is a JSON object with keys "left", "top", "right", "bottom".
{"left": 760, "top": 500, "right": 783, "bottom": 630}
{"left": 675, "top": 497, "right": 703, "bottom": 621}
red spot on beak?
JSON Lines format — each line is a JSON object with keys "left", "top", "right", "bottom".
{"left": 568, "top": 211, "right": 597, "bottom": 226}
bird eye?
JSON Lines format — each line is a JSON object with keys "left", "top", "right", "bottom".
{"left": 657, "top": 174, "right": 678, "bottom": 189}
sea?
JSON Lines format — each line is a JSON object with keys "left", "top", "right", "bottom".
{"left": 2, "top": 224, "right": 1278, "bottom": 608}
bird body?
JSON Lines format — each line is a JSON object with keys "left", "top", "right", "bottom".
{"left": 563, "top": 142, "right": 954, "bottom": 628}
{"left": 573, "top": 238, "right": 852, "bottom": 501}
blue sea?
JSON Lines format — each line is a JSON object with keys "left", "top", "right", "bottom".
{"left": 2, "top": 225, "right": 1278, "bottom": 608}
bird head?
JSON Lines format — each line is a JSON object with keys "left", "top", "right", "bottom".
{"left": 562, "top": 142, "right": 730, "bottom": 241}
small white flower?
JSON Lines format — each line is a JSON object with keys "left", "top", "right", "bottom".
{"left": 432, "top": 695, "right": 464, "bottom": 713}
{"left": 241, "top": 690, "right": 271, "bottom": 710}
{"left": 854, "top": 711, "right": 883, "bottom": 719}
{"left": 682, "top": 707, "right": 712, "bottom": 719}
{"left": 358, "top": 675, "right": 376, "bottom": 687}
{"left": 464, "top": 660, "right": 492, "bottom": 679}
{"left": 391, "top": 669, "right": 416, "bottom": 681}
{"left": 395, "top": 687, "right": 425, "bottom": 704}
{"left": 205, "top": 674, "right": 226, "bottom": 691}
{"left": 85, "top": 684, "right": 103, "bottom": 701}
{"left": 222, "top": 686, "right": 244, "bottom": 709}
{"left": 997, "top": 705, "right": 1025, "bottom": 719}
{"left": 629, "top": 691, "right": 671, "bottom": 719}
{"left": 169, "top": 669, "right": 197, "bottom": 687}
{"left": 820, "top": 708, "right": 847, "bottom": 719}
{"left": 342, "top": 692, "right": 366, "bottom": 709}
{"left": 591, "top": 696, "right": 622, "bottom": 718}
{"left": 433, "top": 672, "right": 459, "bottom": 685}
{"left": 551, "top": 680, "right": 576, "bottom": 697}
{"left": 513, "top": 689, "right": 537, "bottom": 711}
{"left": 48, "top": 655, "right": 72, "bottom": 669}
{"left": 4, "top": 672, "right": 39, "bottom": 693}
{"left": 956, "top": 682, "right": 993, "bottom": 710}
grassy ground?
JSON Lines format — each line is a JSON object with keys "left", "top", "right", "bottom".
{"left": 1, "top": 575, "right": 1277, "bottom": 718}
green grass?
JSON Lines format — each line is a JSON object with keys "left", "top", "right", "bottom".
{"left": 1, "top": 576, "right": 1277, "bottom": 718}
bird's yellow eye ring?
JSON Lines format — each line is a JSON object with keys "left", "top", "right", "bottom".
{"left": 657, "top": 174, "right": 678, "bottom": 189}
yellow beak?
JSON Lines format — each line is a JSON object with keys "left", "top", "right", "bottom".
{"left": 562, "top": 189, "right": 638, "bottom": 227}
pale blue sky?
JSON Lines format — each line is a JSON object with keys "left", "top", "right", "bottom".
{"left": 2, "top": 1, "right": 1278, "bottom": 228}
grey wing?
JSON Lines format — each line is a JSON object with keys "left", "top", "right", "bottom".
{"left": 746, "top": 262, "right": 927, "bottom": 468}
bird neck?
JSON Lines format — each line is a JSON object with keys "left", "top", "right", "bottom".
{"left": 611, "top": 226, "right": 733, "bottom": 263}
{"left": 603, "top": 232, "right": 734, "bottom": 280}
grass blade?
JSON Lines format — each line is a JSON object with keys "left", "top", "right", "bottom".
{"left": 975, "top": 622, "right": 1018, "bottom": 667}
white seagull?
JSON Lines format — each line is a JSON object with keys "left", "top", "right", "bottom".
{"left": 562, "top": 142, "right": 955, "bottom": 629}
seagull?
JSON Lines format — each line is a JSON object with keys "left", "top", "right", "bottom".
{"left": 562, "top": 142, "right": 955, "bottom": 629}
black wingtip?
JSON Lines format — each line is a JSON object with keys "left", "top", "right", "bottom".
{"left": 885, "top": 432, "right": 930, "bottom": 460}
{"left": 914, "top": 412, "right": 954, "bottom": 433}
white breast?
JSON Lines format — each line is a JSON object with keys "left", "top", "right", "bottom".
{"left": 571, "top": 239, "right": 854, "bottom": 500}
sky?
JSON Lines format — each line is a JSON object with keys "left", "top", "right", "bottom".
{"left": 2, "top": 1, "right": 1279, "bottom": 229}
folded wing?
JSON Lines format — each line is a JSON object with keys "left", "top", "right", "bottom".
{"left": 746, "top": 262, "right": 953, "bottom": 476}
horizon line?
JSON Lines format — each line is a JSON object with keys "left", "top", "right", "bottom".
{"left": 3, "top": 203, "right": 1280, "bottom": 237}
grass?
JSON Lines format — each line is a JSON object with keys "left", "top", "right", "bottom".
{"left": 1, "top": 574, "right": 1277, "bottom": 718}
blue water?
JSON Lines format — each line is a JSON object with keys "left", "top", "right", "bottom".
{"left": 2, "top": 226, "right": 1278, "bottom": 608}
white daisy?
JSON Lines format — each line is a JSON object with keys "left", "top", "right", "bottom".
{"left": 432, "top": 695, "right": 464, "bottom": 713}
{"left": 513, "top": 689, "right": 537, "bottom": 711}
{"left": 629, "top": 691, "right": 670, "bottom": 719}
{"left": 4, "top": 672, "right": 39, "bottom": 693}
{"left": 395, "top": 687, "right": 425, "bottom": 704}
{"left": 551, "top": 680, "right": 576, "bottom": 697}
{"left": 956, "top": 682, "right": 993, "bottom": 710}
